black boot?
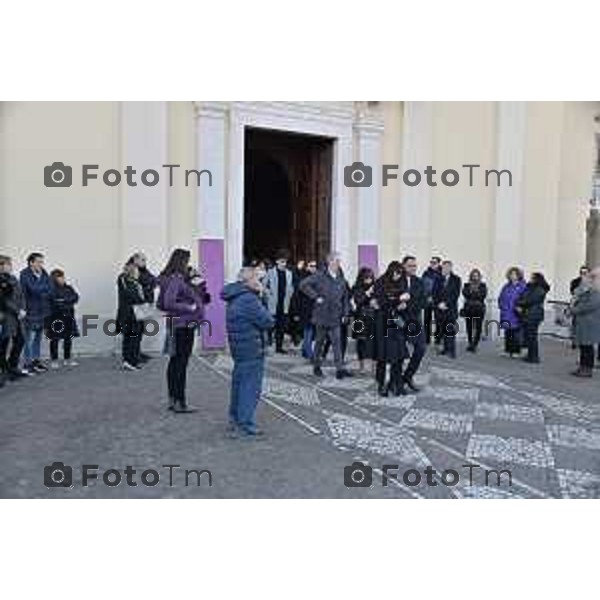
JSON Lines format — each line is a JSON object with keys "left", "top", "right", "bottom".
{"left": 403, "top": 375, "right": 420, "bottom": 393}
{"left": 173, "top": 399, "right": 197, "bottom": 413}
{"left": 378, "top": 383, "right": 388, "bottom": 397}
{"left": 167, "top": 396, "right": 176, "bottom": 411}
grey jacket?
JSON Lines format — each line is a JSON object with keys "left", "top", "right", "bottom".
{"left": 265, "top": 267, "right": 294, "bottom": 315}
{"left": 299, "top": 269, "right": 350, "bottom": 327}
{"left": 571, "top": 287, "right": 600, "bottom": 345}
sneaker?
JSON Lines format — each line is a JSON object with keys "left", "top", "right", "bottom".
{"left": 336, "top": 369, "right": 353, "bottom": 379}
{"left": 238, "top": 428, "right": 265, "bottom": 439}
{"left": 50, "top": 360, "right": 61, "bottom": 370}
{"left": 32, "top": 363, "right": 48, "bottom": 373}
{"left": 313, "top": 366, "right": 324, "bottom": 377}
{"left": 65, "top": 360, "right": 79, "bottom": 367}
{"left": 122, "top": 361, "right": 140, "bottom": 371}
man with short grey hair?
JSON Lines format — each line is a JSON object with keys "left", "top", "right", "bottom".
{"left": 300, "top": 252, "right": 352, "bottom": 379}
{"left": 221, "top": 266, "right": 274, "bottom": 437}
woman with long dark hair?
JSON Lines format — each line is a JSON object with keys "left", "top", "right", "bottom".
{"left": 461, "top": 268, "right": 487, "bottom": 352}
{"left": 515, "top": 272, "right": 550, "bottom": 364}
{"left": 373, "top": 261, "right": 409, "bottom": 396}
{"left": 158, "top": 248, "right": 210, "bottom": 413}
{"left": 351, "top": 266, "right": 376, "bottom": 372}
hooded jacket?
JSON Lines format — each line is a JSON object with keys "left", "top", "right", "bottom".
{"left": 221, "top": 282, "right": 274, "bottom": 361}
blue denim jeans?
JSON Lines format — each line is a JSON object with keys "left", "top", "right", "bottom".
{"left": 302, "top": 324, "right": 315, "bottom": 359}
{"left": 229, "top": 358, "right": 265, "bottom": 433}
{"left": 23, "top": 325, "right": 44, "bottom": 364}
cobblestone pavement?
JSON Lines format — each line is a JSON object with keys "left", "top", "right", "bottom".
{"left": 0, "top": 337, "right": 598, "bottom": 498}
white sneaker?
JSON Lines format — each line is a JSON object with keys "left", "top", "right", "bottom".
{"left": 65, "top": 360, "right": 79, "bottom": 367}
{"left": 122, "top": 361, "right": 139, "bottom": 371}
{"left": 50, "top": 360, "right": 61, "bottom": 370}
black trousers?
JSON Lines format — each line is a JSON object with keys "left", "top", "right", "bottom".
{"left": 274, "top": 311, "right": 287, "bottom": 351}
{"left": 121, "top": 320, "right": 142, "bottom": 366}
{"left": 504, "top": 327, "right": 522, "bottom": 355}
{"left": 524, "top": 322, "right": 540, "bottom": 362}
{"left": 356, "top": 338, "right": 369, "bottom": 361}
{"left": 580, "top": 345, "right": 595, "bottom": 369}
{"left": 404, "top": 330, "right": 426, "bottom": 380}
{"left": 50, "top": 337, "right": 72, "bottom": 360}
{"left": 375, "top": 360, "right": 403, "bottom": 388}
{"left": 466, "top": 316, "right": 484, "bottom": 348}
{"left": 0, "top": 328, "right": 25, "bottom": 372}
{"left": 167, "top": 327, "right": 195, "bottom": 402}
{"left": 424, "top": 305, "right": 438, "bottom": 344}
{"left": 440, "top": 316, "right": 457, "bottom": 356}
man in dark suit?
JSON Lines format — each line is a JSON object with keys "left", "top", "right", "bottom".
{"left": 434, "top": 260, "right": 462, "bottom": 358}
{"left": 399, "top": 255, "right": 427, "bottom": 391}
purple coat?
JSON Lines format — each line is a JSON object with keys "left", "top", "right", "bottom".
{"left": 498, "top": 281, "right": 526, "bottom": 329}
{"left": 159, "top": 274, "right": 207, "bottom": 329}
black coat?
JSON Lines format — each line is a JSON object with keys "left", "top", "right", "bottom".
{"left": 434, "top": 273, "right": 462, "bottom": 321}
{"left": 116, "top": 273, "right": 145, "bottom": 325}
{"left": 289, "top": 270, "right": 314, "bottom": 327}
{"left": 516, "top": 282, "right": 549, "bottom": 326}
{"left": 462, "top": 282, "right": 488, "bottom": 317}
{"left": 351, "top": 281, "right": 377, "bottom": 342}
{"left": 138, "top": 266, "right": 158, "bottom": 304}
{"left": 373, "top": 275, "right": 408, "bottom": 363}
{"left": 47, "top": 283, "right": 80, "bottom": 339}
{"left": 0, "top": 274, "right": 25, "bottom": 338}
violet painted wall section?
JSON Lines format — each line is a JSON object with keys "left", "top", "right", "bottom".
{"left": 199, "top": 238, "right": 226, "bottom": 349}
{"left": 358, "top": 244, "right": 379, "bottom": 276}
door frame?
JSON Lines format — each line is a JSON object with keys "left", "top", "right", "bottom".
{"left": 226, "top": 102, "right": 354, "bottom": 280}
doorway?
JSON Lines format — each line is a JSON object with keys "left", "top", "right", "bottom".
{"left": 243, "top": 127, "right": 333, "bottom": 265}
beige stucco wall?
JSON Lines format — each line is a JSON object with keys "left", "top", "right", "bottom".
{"left": 0, "top": 100, "right": 597, "bottom": 354}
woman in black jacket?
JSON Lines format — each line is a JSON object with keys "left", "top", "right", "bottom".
{"left": 461, "top": 269, "right": 487, "bottom": 353}
{"left": 47, "top": 269, "right": 80, "bottom": 368}
{"left": 373, "top": 261, "right": 409, "bottom": 396}
{"left": 116, "top": 260, "right": 146, "bottom": 370}
{"left": 351, "top": 267, "right": 376, "bottom": 372}
{"left": 515, "top": 272, "right": 550, "bottom": 364}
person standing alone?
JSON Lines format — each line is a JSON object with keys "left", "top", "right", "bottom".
{"left": 222, "top": 267, "right": 274, "bottom": 437}
{"left": 570, "top": 267, "right": 600, "bottom": 377}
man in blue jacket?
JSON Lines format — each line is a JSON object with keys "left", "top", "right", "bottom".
{"left": 221, "top": 267, "right": 274, "bottom": 438}
{"left": 20, "top": 252, "right": 52, "bottom": 373}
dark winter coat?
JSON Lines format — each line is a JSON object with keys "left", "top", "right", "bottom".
{"left": 289, "top": 270, "right": 314, "bottom": 327}
{"left": 221, "top": 282, "right": 274, "bottom": 361}
{"left": 571, "top": 287, "right": 600, "bottom": 345}
{"left": 158, "top": 274, "right": 209, "bottom": 330}
{"left": 299, "top": 269, "right": 351, "bottom": 328}
{"left": 0, "top": 274, "right": 25, "bottom": 338}
{"left": 398, "top": 275, "right": 426, "bottom": 327}
{"left": 372, "top": 275, "right": 408, "bottom": 363}
{"left": 433, "top": 273, "right": 462, "bottom": 321}
{"left": 138, "top": 266, "right": 158, "bottom": 304}
{"left": 498, "top": 281, "right": 527, "bottom": 329}
{"left": 516, "top": 282, "right": 550, "bottom": 326}
{"left": 351, "top": 281, "right": 377, "bottom": 343}
{"left": 421, "top": 267, "right": 443, "bottom": 305}
{"left": 19, "top": 267, "right": 52, "bottom": 327}
{"left": 48, "top": 283, "right": 80, "bottom": 339}
{"left": 462, "top": 282, "right": 488, "bottom": 318}
{"left": 116, "top": 273, "right": 145, "bottom": 325}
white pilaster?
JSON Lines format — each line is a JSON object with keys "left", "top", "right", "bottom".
{"left": 196, "top": 102, "right": 228, "bottom": 240}
{"left": 120, "top": 101, "right": 168, "bottom": 263}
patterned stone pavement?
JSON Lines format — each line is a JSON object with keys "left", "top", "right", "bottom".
{"left": 206, "top": 343, "right": 600, "bottom": 499}
{"left": 0, "top": 337, "right": 598, "bottom": 498}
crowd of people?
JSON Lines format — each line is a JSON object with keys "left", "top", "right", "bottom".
{"left": 2, "top": 246, "right": 599, "bottom": 437}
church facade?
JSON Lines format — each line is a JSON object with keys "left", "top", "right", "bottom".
{"left": 1, "top": 101, "right": 598, "bottom": 350}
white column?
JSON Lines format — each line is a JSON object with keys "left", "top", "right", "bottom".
{"left": 120, "top": 101, "right": 168, "bottom": 264}
{"left": 332, "top": 134, "right": 353, "bottom": 270}
{"left": 492, "top": 101, "right": 527, "bottom": 285}
{"left": 398, "top": 101, "right": 434, "bottom": 258}
{"left": 196, "top": 102, "right": 227, "bottom": 241}
{"left": 227, "top": 109, "right": 245, "bottom": 281}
